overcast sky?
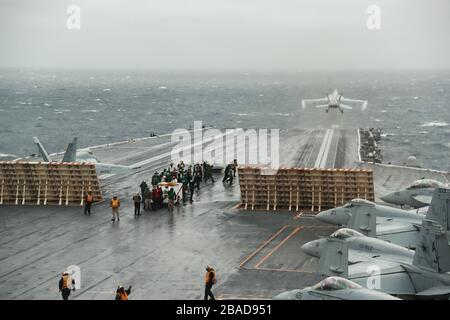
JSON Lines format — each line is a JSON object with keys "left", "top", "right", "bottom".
{"left": 0, "top": 0, "right": 449, "bottom": 70}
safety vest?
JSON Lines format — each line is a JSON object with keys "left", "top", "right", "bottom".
{"left": 117, "top": 291, "right": 128, "bottom": 300}
{"left": 86, "top": 194, "right": 93, "bottom": 203}
{"left": 111, "top": 199, "right": 120, "bottom": 208}
{"left": 205, "top": 270, "right": 216, "bottom": 284}
{"left": 62, "top": 275, "right": 72, "bottom": 289}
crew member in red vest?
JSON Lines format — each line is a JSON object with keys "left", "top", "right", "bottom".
{"left": 115, "top": 285, "right": 132, "bottom": 300}
{"left": 204, "top": 265, "right": 216, "bottom": 300}
{"left": 84, "top": 191, "right": 94, "bottom": 215}
{"left": 58, "top": 271, "right": 75, "bottom": 300}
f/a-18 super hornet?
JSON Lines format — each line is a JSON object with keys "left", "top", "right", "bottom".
{"left": 274, "top": 276, "right": 399, "bottom": 300}
{"left": 309, "top": 219, "right": 450, "bottom": 299}
{"left": 32, "top": 136, "right": 140, "bottom": 176}
{"left": 315, "top": 188, "right": 450, "bottom": 249}
{"left": 301, "top": 89, "right": 368, "bottom": 113}
{"left": 301, "top": 228, "right": 414, "bottom": 266}
{"left": 380, "top": 178, "right": 448, "bottom": 209}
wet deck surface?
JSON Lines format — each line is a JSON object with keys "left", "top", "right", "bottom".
{"left": 0, "top": 128, "right": 447, "bottom": 299}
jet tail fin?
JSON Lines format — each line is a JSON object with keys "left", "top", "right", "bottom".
{"left": 412, "top": 219, "right": 450, "bottom": 273}
{"left": 317, "top": 238, "right": 349, "bottom": 278}
{"left": 425, "top": 188, "right": 450, "bottom": 231}
{"left": 347, "top": 208, "right": 377, "bottom": 237}
{"left": 32, "top": 136, "right": 52, "bottom": 162}
{"left": 62, "top": 137, "right": 77, "bottom": 162}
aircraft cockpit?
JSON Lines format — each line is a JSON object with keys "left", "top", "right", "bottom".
{"left": 312, "top": 277, "right": 362, "bottom": 291}
{"left": 406, "top": 179, "right": 445, "bottom": 190}
{"left": 343, "top": 198, "right": 375, "bottom": 208}
{"left": 330, "top": 228, "right": 364, "bottom": 239}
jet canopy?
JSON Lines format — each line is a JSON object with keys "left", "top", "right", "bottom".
{"left": 406, "top": 179, "right": 445, "bottom": 190}
{"left": 330, "top": 228, "right": 364, "bottom": 239}
{"left": 312, "top": 277, "right": 362, "bottom": 291}
{"left": 343, "top": 198, "right": 375, "bottom": 208}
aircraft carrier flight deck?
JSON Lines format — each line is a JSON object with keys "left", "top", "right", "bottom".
{"left": 0, "top": 128, "right": 449, "bottom": 299}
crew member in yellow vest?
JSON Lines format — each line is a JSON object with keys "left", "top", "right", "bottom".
{"left": 115, "top": 285, "right": 132, "bottom": 300}
{"left": 204, "top": 265, "right": 216, "bottom": 300}
{"left": 110, "top": 196, "right": 121, "bottom": 222}
{"left": 84, "top": 191, "right": 94, "bottom": 215}
{"left": 58, "top": 271, "right": 75, "bottom": 300}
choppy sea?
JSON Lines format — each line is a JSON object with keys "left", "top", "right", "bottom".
{"left": 0, "top": 69, "right": 449, "bottom": 171}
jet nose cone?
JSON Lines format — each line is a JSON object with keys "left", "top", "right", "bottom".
{"left": 380, "top": 192, "right": 396, "bottom": 204}
{"left": 301, "top": 239, "right": 323, "bottom": 258}
{"left": 316, "top": 209, "right": 334, "bottom": 224}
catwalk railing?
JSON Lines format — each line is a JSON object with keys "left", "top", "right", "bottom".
{"left": 237, "top": 166, "right": 374, "bottom": 212}
{"left": 0, "top": 161, "right": 103, "bottom": 206}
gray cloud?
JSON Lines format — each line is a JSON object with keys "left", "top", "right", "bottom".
{"left": 0, "top": 0, "right": 449, "bottom": 70}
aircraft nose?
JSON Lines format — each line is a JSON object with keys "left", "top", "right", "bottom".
{"left": 380, "top": 192, "right": 397, "bottom": 204}
{"left": 301, "top": 239, "right": 323, "bottom": 258}
{"left": 316, "top": 209, "right": 335, "bottom": 224}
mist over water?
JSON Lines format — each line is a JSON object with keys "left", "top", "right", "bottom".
{"left": 0, "top": 69, "right": 449, "bottom": 170}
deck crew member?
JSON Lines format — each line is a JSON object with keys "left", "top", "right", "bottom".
{"left": 111, "top": 196, "right": 121, "bottom": 222}
{"left": 223, "top": 163, "right": 233, "bottom": 185}
{"left": 59, "top": 271, "right": 75, "bottom": 300}
{"left": 84, "top": 191, "right": 94, "bottom": 215}
{"left": 139, "top": 181, "right": 149, "bottom": 203}
{"left": 232, "top": 159, "right": 238, "bottom": 177}
{"left": 115, "top": 285, "right": 132, "bottom": 300}
{"left": 143, "top": 188, "right": 152, "bottom": 211}
{"left": 167, "top": 187, "right": 176, "bottom": 212}
{"left": 189, "top": 179, "right": 195, "bottom": 203}
{"left": 204, "top": 266, "right": 216, "bottom": 300}
{"left": 151, "top": 172, "right": 161, "bottom": 186}
{"left": 132, "top": 193, "right": 141, "bottom": 216}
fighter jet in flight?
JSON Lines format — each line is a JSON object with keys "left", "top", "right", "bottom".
{"left": 315, "top": 188, "right": 450, "bottom": 249}
{"left": 301, "top": 89, "right": 368, "bottom": 113}
{"left": 310, "top": 219, "right": 450, "bottom": 298}
{"left": 380, "top": 178, "right": 447, "bottom": 209}
{"left": 32, "top": 136, "right": 140, "bottom": 176}
{"left": 274, "top": 276, "right": 400, "bottom": 300}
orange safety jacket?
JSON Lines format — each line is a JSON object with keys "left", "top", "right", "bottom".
{"left": 61, "top": 275, "right": 72, "bottom": 289}
{"left": 111, "top": 199, "right": 120, "bottom": 208}
{"left": 86, "top": 194, "right": 94, "bottom": 203}
{"left": 205, "top": 270, "right": 216, "bottom": 285}
{"left": 116, "top": 291, "right": 128, "bottom": 300}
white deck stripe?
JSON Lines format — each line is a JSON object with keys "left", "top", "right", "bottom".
{"left": 130, "top": 129, "right": 238, "bottom": 168}
{"left": 314, "top": 129, "right": 334, "bottom": 168}
{"left": 314, "top": 130, "right": 329, "bottom": 168}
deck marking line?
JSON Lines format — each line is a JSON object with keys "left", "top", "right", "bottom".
{"left": 254, "top": 227, "right": 302, "bottom": 269}
{"left": 238, "top": 225, "right": 288, "bottom": 268}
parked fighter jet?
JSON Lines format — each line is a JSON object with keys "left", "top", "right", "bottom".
{"left": 274, "top": 276, "right": 400, "bottom": 300}
{"left": 380, "top": 178, "right": 447, "bottom": 208}
{"left": 301, "top": 89, "right": 368, "bottom": 113}
{"left": 302, "top": 228, "right": 414, "bottom": 266}
{"left": 315, "top": 188, "right": 450, "bottom": 249}
{"left": 311, "top": 219, "right": 450, "bottom": 298}
{"left": 32, "top": 136, "right": 140, "bottom": 175}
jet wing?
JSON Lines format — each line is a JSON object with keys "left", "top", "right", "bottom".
{"left": 348, "top": 247, "right": 413, "bottom": 267}
{"left": 301, "top": 97, "right": 328, "bottom": 109}
{"left": 340, "top": 97, "right": 368, "bottom": 110}
{"left": 375, "top": 218, "right": 421, "bottom": 249}
{"left": 340, "top": 104, "right": 353, "bottom": 110}
{"left": 376, "top": 218, "right": 420, "bottom": 234}
{"left": 349, "top": 262, "right": 416, "bottom": 295}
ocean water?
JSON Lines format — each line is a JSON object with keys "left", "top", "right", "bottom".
{"left": 0, "top": 69, "right": 449, "bottom": 171}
